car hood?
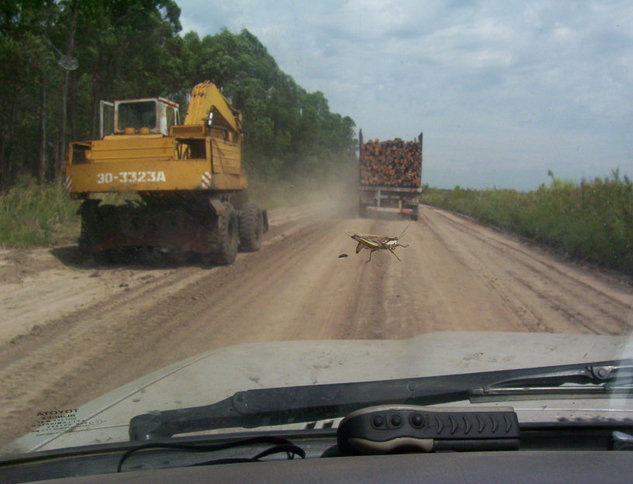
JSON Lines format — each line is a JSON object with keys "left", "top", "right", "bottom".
{"left": 4, "top": 331, "right": 633, "bottom": 455}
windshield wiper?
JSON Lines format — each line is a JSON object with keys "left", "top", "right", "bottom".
{"left": 129, "top": 359, "right": 633, "bottom": 440}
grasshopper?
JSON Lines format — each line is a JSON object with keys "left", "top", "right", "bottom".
{"left": 346, "top": 225, "right": 409, "bottom": 262}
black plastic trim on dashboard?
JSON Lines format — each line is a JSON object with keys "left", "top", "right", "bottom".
{"left": 12, "top": 451, "right": 633, "bottom": 484}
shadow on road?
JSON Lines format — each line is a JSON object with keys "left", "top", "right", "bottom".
{"left": 50, "top": 245, "right": 88, "bottom": 269}
{"left": 359, "top": 211, "right": 415, "bottom": 222}
{"left": 50, "top": 245, "right": 211, "bottom": 271}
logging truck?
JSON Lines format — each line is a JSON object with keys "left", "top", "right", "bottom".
{"left": 64, "top": 81, "right": 267, "bottom": 265}
{"left": 358, "top": 131, "right": 423, "bottom": 220}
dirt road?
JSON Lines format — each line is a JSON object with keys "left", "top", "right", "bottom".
{"left": 0, "top": 204, "right": 631, "bottom": 445}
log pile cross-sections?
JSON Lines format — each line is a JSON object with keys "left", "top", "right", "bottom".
{"left": 359, "top": 138, "right": 422, "bottom": 188}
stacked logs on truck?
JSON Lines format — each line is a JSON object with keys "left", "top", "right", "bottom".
{"left": 360, "top": 138, "right": 421, "bottom": 188}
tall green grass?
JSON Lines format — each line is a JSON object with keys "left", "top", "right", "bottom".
{"left": 420, "top": 173, "right": 633, "bottom": 276}
{"left": 0, "top": 177, "right": 81, "bottom": 247}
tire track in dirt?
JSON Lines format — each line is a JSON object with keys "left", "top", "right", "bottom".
{"left": 0, "top": 210, "right": 327, "bottom": 445}
{"left": 1, "top": 204, "right": 631, "bottom": 447}
{"left": 430, "top": 207, "right": 631, "bottom": 315}
{"left": 422, "top": 206, "right": 631, "bottom": 335}
{"left": 419, "top": 209, "right": 552, "bottom": 333}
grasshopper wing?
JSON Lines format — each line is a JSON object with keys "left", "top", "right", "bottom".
{"left": 356, "top": 235, "right": 381, "bottom": 248}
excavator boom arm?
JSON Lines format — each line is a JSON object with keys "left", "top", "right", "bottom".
{"left": 183, "top": 81, "right": 242, "bottom": 133}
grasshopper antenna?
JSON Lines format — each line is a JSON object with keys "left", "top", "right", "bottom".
{"left": 397, "top": 224, "right": 409, "bottom": 240}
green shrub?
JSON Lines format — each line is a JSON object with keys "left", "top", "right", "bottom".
{"left": 0, "top": 177, "right": 80, "bottom": 247}
{"left": 421, "top": 174, "right": 633, "bottom": 275}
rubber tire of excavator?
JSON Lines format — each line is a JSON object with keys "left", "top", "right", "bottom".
{"left": 238, "top": 202, "right": 263, "bottom": 252}
{"left": 79, "top": 200, "right": 100, "bottom": 257}
{"left": 81, "top": 218, "right": 116, "bottom": 265}
{"left": 79, "top": 219, "right": 93, "bottom": 255}
{"left": 209, "top": 204, "right": 239, "bottom": 265}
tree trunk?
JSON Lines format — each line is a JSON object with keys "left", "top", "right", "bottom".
{"left": 38, "top": 75, "right": 48, "bottom": 184}
{"left": 56, "top": 0, "right": 78, "bottom": 182}
{"left": 57, "top": 70, "right": 70, "bottom": 182}
{"left": 1, "top": 99, "right": 18, "bottom": 189}
{"left": 69, "top": 70, "right": 77, "bottom": 142}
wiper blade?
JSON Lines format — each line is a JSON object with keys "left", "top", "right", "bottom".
{"left": 129, "top": 359, "right": 633, "bottom": 440}
{"left": 470, "top": 361, "right": 633, "bottom": 401}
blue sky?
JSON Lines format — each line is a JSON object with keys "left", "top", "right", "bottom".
{"left": 176, "top": 0, "right": 633, "bottom": 189}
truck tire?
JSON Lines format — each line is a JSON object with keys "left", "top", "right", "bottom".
{"left": 238, "top": 202, "right": 263, "bottom": 252}
{"left": 359, "top": 201, "right": 367, "bottom": 218}
{"left": 209, "top": 204, "right": 238, "bottom": 265}
{"left": 410, "top": 205, "right": 419, "bottom": 221}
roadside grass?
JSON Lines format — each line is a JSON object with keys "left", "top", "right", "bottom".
{"left": 0, "top": 164, "right": 357, "bottom": 248}
{"left": 420, "top": 173, "right": 633, "bottom": 276}
{"left": 0, "top": 177, "right": 81, "bottom": 247}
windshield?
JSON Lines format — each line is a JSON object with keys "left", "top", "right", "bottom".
{"left": 116, "top": 100, "right": 158, "bottom": 131}
{"left": 0, "top": 0, "right": 632, "bottom": 461}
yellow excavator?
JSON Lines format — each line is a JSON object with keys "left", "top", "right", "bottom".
{"left": 65, "top": 81, "right": 267, "bottom": 265}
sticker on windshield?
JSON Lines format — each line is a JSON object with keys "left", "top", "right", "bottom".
{"left": 32, "top": 409, "right": 105, "bottom": 436}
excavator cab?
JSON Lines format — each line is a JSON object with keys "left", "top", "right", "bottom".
{"left": 99, "top": 98, "right": 180, "bottom": 138}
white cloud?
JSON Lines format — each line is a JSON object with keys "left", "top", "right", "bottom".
{"left": 177, "top": 0, "right": 633, "bottom": 189}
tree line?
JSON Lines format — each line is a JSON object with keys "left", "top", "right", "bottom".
{"left": 0, "top": 0, "right": 356, "bottom": 190}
